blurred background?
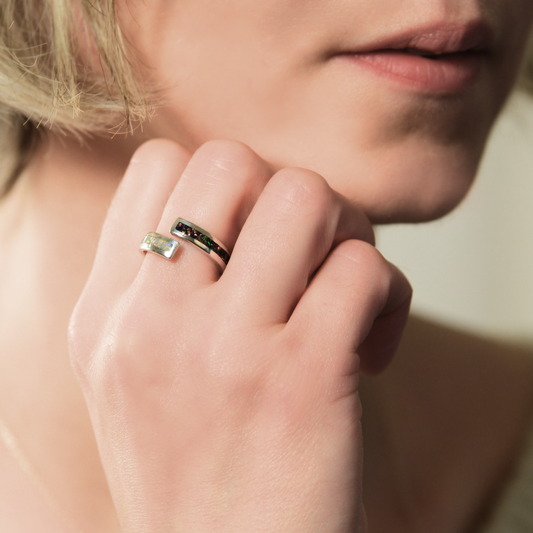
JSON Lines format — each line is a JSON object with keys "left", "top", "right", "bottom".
{"left": 376, "top": 90, "right": 533, "bottom": 344}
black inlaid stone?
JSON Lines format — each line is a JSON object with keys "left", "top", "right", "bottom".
{"left": 173, "top": 220, "right": 230, "bottom": 265}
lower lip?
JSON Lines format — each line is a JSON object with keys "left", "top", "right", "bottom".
{"left": 338, "top": 50, "right": 485, "bottom": 93}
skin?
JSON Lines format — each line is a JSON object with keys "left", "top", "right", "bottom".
{"left": 0, "top": 0, "right": 533, "bottom": 531}
{"left": 119, "top": 0, "right": 533, "bottom": 222}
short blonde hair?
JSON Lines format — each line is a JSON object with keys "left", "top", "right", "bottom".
{"left": 1, "top": 2, "right": 533, "bottom": 194}
{"left": 0, "top": 0, "right": 147, "bottom": 193}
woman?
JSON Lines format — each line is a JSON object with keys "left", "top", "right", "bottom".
{"left": 1, "top": 1, "right": 533, "bottom": 532}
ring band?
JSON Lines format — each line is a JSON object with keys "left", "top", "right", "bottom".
{"left": 170, "top": 218, "right": 230, "bottom": 269}
{"left": 140, "top": 232, "right": 180, "bottom": 260}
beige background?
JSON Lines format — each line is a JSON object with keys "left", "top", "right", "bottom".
{"left": 377, "top": 90, "right": 533, "bottom": 343}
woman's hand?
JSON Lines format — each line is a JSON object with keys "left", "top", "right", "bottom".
{"left": 69, "top": 139, "right": 411, "bottom": 533}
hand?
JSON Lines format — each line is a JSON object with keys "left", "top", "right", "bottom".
{"left": 69, "top": 139, "right": 411, "bottom": 533}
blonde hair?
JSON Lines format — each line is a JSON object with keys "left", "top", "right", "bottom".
{"left": 0, "top": 2, "right": 533, "bottom": 194}
{"left": 0, "top": 0, "right": 147, "bottom": 193}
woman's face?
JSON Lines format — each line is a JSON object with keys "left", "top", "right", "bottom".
{"left": 118, "top": 0, "right": 533, "bottom": 223}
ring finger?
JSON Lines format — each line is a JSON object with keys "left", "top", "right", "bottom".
{"left": 140, "top": 139, "right": 274, "bottom": 289}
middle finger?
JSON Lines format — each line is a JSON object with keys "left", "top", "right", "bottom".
{"left": 221, "top": 167, "right": 375, "bottom": 325}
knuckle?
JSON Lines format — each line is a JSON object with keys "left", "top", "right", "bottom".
{"left": 333, "top": 239, "right": 386, "bottom": 273}
{"left": 85, "top": 322, "right": 167, "bottom": 399}
{"left": 269, "top": 167, "right": 334, "bottom": 213}
{"left": 69, "top": 290, "right": 164, "bottom": 393}
{"left": 68, "top": 320, "right": 89, "bottom": 381}
{"left": 195, "top": 139, "right": 253, "bottom": 163}
{"left": 68, "top": 301, "right": 100, "bottom": 382}
{"left": 332, "top": 240, "right": 393, "bottom": 298}
{"left": 191, "top": 139, "right": 270, "bottom": 188}
{"left": 332, "top": 241, "right": 412, "bottom": 317}
{"left": 131, "top": 138, "right": 190, "bottom": 166}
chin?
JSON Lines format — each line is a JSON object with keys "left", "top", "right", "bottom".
{"left": 360, "top": 174, "right": 478, "bottom": 225}
{"left": 255, "top": 131, "right": 487, "bottom": 226}
{"left": 351, "top": 146, "right": 484, "bottom": 225}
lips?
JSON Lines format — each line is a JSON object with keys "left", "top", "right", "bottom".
{"left": 334, "top": 20, "right": 494, "bottom": 93}
{"left": 342, "top": 49, "right": 486, "bottom": 93}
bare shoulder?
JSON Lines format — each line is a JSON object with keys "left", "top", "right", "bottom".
{"left": 360, "top": 315, "right": 533, "bottom": 533}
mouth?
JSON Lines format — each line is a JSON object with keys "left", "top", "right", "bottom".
{"left": 333, "top": 20, "right": 494, "bottom": 93}
{"left": 403, "top": 48, "right": 467, "bottom": 58}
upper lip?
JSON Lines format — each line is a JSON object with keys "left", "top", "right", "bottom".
{"left": 343, "top": 20, "right": 495, "bottom": 56}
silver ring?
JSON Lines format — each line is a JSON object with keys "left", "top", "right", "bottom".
{"left": 170, "top": 218, "right": 230, "bottom": 270}
{"left": 140, "top": 232, "right": 180, "bottom": 260}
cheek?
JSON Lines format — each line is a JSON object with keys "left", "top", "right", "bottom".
{"left": 118, "top": 0, "right": 533, "bottom": 224}
{"left": 119, "top": 1, "right": 281, "bottom": 147}
{"left": 171, "top": 66, "right": 494, "bottom": 222}
{"left": 143, "top": 57, "right": 497, "bottom": 224}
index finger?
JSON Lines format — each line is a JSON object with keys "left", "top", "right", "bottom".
{"left": 287, "top": 240, "right": 412, "bottom": 378}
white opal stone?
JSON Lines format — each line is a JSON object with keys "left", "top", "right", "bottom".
{"left": 140, "top": 232, "right": 179, "bottom": 260}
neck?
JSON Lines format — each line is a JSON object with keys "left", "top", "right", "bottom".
{"left": 1, "top": 131, "right": 142, "bottom": 307}
{"left": 0, "top": 131, "right": 139, "bottom": 532}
